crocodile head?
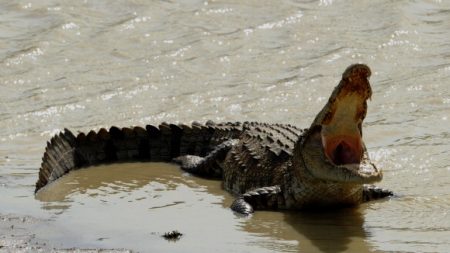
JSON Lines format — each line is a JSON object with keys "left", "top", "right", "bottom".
{"left": 298, "top": 64, "right": 382, "bottom": 184}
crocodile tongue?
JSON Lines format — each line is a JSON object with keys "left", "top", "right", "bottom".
{"left": 322, "top": 135, "right": 362, "bottom": 165}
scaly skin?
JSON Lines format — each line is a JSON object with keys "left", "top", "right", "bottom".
{"left": 35, "top": 64, "right": 393, "bottom": 214}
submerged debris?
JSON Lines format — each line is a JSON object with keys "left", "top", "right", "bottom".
{"left": 162, "top": 230, "right": 183, "bottom": 241}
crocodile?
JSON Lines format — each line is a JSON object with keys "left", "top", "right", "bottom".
{"left": 35, "top": 64, "right": 393, "bottom": 214}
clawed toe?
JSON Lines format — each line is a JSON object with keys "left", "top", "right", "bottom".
{"left": 230, "top": 197, "right": 254, "bottom": 215}
{"left": 172, "top": 155, "right": 204, "bottom": 170}
{"left": 363, "top": 185, "right": 394, "bottom": 202}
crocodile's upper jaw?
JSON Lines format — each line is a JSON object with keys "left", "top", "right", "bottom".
{"left": 299, "top": 64, "right": 382, "bottom": 184}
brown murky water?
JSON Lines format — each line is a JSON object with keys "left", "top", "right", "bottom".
{"left": 0, "top": 0, "right": 449, "bottom": 252}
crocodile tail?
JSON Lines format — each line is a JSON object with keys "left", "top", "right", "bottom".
{"left": 35, "top": 122, "right": 242, "bottom": 193}
{"left": 36, "top": 129, "right": 77, "bottom": 192}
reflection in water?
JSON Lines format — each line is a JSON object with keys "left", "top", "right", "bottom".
{"left": 35, "top": 162, "right": 211, "bottom": 212}
{"left": 241, "top": 209, "right": 370, "bottom": 253}
{"left": 285, "top": 210, "right": 367, "bottom": 253}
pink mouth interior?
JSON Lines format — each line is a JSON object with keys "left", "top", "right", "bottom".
{"left": 322, "top": 135, "right": 363, "bottom": 165}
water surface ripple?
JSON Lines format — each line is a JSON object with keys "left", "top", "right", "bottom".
{"left": 1, "top": 1, "right": 449, "bottom": 252}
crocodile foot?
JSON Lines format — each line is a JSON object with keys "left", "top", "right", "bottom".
{"left": 363, "top": 185, "right": 394, "bottom": 202}
{"left": 231, "top": 198, "right": 254, "bottom": 215}
{"left": 173, "top": 155, "right": 204, "bottom": 171}
{"left": 231, "top": 185, "right": 282, "bottom": 215}
{"left": 173, "top": 139, "right": 238, "bottom": 177}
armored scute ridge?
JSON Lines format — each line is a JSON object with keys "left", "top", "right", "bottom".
{"left": 35, "top": 64, "right": 393, "bottom": 214}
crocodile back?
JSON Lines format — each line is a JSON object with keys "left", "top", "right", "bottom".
{"left": 222, "top": 122, "right": 306, "bottom": 194}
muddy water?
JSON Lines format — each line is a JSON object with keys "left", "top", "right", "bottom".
{"left": 0, "top": 0, "right": 449, "bottom": 252}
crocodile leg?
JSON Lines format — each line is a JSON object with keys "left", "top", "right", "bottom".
{"left": 362, "top": 185, "right": 393, "bottom": 202}
{"left": 230, "top": 185, "right": 282, "bottom": 215}
{"left": 173, "top": 139, "right": 239, "bottom": 178}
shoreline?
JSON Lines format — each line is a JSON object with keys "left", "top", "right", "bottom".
{"left": 0, "top": 212, "right": 131, "bottom": 253}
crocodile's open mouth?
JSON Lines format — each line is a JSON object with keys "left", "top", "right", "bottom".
{"left": 316, "top": 64, "right": 371, "bottom": 166}
{"left": 320, "top": 89, "right": 366, "bottom": 166}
